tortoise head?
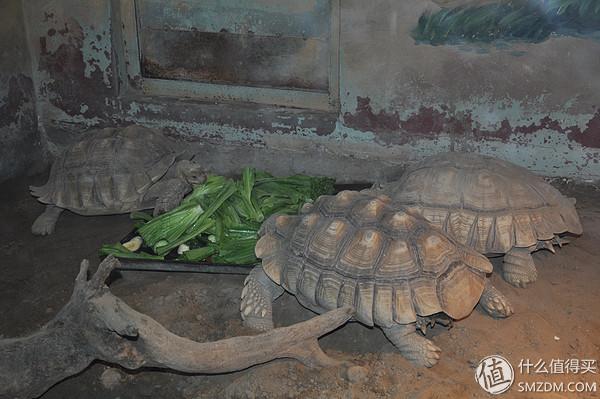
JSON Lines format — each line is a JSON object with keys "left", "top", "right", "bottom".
{"left": 176, "top": 160, "right": 207, "bottom": 185}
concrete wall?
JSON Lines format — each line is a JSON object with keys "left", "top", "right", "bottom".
{"left": 0, "top": 0, "right": 41, "bottom": 182}
{"left": 21, "top": 0, "right": 600, "bottom": 182}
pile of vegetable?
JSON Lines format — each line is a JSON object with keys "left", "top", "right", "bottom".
{"left": 100, "top": 168, "right": 335, "bottom": 265}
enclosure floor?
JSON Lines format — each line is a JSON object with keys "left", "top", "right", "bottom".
{"left": 1, "top": 174, "right": 599, "bottom": 399}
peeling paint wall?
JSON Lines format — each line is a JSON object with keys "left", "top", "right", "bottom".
{"left": 27, "top": 1, "right": 116, "bottom": 139}
{"left": 21, "top": 0, "right": 600, "bottom": 181}
{"left": 0, "top": 0, "right": 41, "bottom": 182}
{"left": 338, "top": 0, "right": 600, "bottom": 179}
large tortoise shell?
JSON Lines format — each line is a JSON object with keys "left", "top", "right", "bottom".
{"left": 30, "top": 125, "right": 182, "bottom": 215}
{"left": 255, "top": 191, "right": 492, "bottom": 327}
{"left": 380, "top": 152, "right": 583, "bottom": 253}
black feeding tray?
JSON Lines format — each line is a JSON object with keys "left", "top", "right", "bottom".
{"left": 116, "top": 183, "right": 373, "bottom": 275}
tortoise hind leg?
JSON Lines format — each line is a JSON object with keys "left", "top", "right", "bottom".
{"left": 31, "top": 205, "right": 64, "bottom": 236}
{"left": 382, "top": 324, "right": 442, "bottom": 367}
{"left": 478, "top": 280, "right": 514, "bottom": 318}
{"left": 240, "top": 266, "right": 284, "bottom": 332}
{"left": 503, "top": 246, "right": 538, "bottom": 288}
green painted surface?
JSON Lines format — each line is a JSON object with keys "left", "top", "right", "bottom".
{"left": 413, "top": 0, "right": 600, "bottom": 45}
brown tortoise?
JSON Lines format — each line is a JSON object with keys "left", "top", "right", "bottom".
{"left": 240, "top": 191, "right": 513, "bottom": 367}
{"left": 375, "top": 152, "right": 583, "bottom": 287}
{"left": 30, "top": 125, "right": 206, "bottom": 235}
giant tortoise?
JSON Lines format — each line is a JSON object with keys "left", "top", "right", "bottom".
{"left": 30, "top": 125, "right": 206, "bottom": 235}
{"left": 240, "top": 191, "right": 513, "bottom": 367}
{"left": 376, "top": 152, "right": 582, "bottom": 287}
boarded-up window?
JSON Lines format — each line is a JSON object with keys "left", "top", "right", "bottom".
{"left": 136, "top": 0, "right": 333, "bottom": 92}
{"left": 114, "top": 0, "right": 339, "bottom": 110}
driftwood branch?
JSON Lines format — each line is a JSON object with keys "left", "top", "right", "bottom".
{"left": 0, "top": 256, "right": 353, "bottom": 399}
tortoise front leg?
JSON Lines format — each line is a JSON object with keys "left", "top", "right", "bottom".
{"left": 478, "top": 280, "right": 514, "bottom": 319}
{"left": 382, "top": 324, "right": 442, "bottom": 367}
{"left": 150, "top": 179, "right": 191, "bottom": 216}
{"left": 503, "top": 246, "right": 538, "bottom": 288}
{"left": 240, "top": 266, "right": 284, "bottom": 332}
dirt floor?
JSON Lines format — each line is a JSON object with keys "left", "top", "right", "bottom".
{"left": 1, "top": 174, "right": 599, "bottom": 399}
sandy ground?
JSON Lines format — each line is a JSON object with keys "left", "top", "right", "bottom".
{"left": 0, "top": 174, "right": 599, "bottom": 399}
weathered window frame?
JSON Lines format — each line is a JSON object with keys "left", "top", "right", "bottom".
{"left": 112, "top": 0, "right": 340, "bottom": 112}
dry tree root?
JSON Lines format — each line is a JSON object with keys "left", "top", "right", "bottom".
{"left": 0, "top": 256, "right": 354, "bottom": 399}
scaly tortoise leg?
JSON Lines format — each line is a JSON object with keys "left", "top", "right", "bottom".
{"left": 240, "top": 266, "right": 284, "bottom": 332}
{"left": 478, "top": 280, "right": 514, "bottom": 319}
{"left": 502, "top": 246, "right": 538, "bottom": 288}
{"left": 31, "top": 205, "right": 64, "bottom": 236}
{"left": 382, "top": 324, "right": 442, "bottom": 368}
